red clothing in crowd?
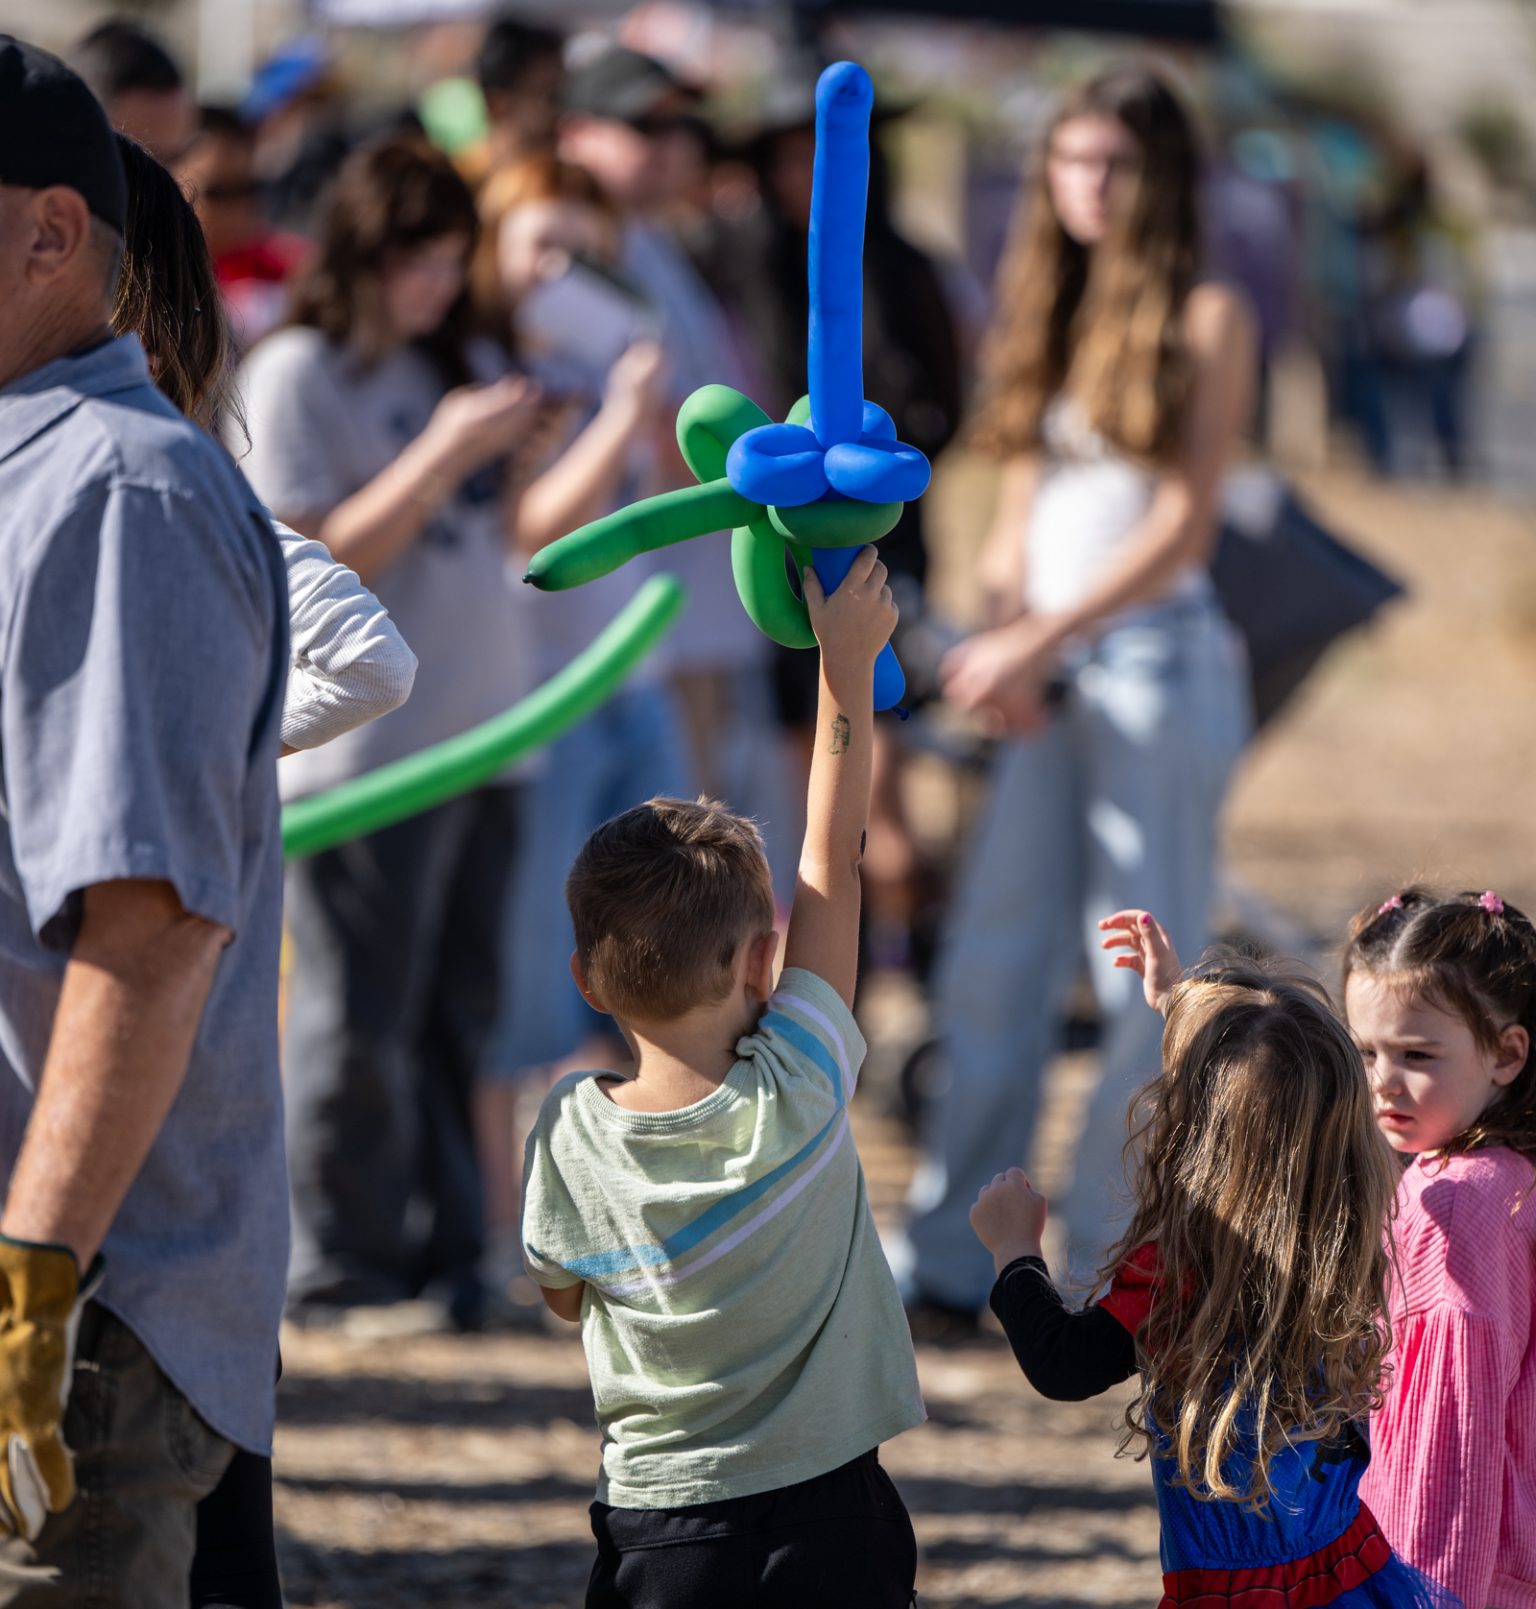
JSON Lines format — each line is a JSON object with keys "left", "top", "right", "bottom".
{"left": 215, "top": 233, "right": 307, "bottom": 350}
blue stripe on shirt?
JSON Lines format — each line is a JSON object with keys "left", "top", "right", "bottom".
{"left": 564, "top": 1104, "right": 844, "bottom": 1282}
{"left": 758, "top": 1011, "right": 843, "bottom": 1099}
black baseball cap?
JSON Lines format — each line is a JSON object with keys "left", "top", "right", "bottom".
{"left": 0, "top": 35, "right": 127, "bottom": 233}
{"left": 563, "top": 45, "right": 697, "bottom": 127}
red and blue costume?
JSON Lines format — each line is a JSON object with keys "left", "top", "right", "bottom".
{"left": 991, "top": 1248, "right": 1458, "bottom": 1609}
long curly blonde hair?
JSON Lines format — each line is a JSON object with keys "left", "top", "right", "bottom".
{"left": 1102, "top": 954, "right": 1398, "bottom": 1510}
{"left": 972, "top": 66, "right": 1201, "bottom": 464}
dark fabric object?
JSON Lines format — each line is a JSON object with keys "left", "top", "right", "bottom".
{"left": 190, "top": 1451, "right": 282, "bottom": 1609}
{"left": 587, "top": 1450, "right": 917, "bottom": 1609}
{"left": 563, "top": 46, "right": 691, "bottom": 123}
{"left": 283, "top": 787, "right": 517, "bottom": 1324}
{"left": 1210, "top": 490, "right": 1404, "bottom": 730}
{"left": 0, "top": 35, "right": 127, "bottom": 231}
{"left": 989, "top": 1256, "right": 1139, "bottom": 1402}
{"left": 260, "top": 124, "right": 352, "bottom": 237}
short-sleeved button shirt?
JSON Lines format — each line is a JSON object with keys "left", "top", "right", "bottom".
{"left": 0, "top": 335, "right": 289, "bottom": 1455}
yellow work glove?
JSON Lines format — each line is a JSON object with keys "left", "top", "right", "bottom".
{"left": 0, "top": 1237, "right": 99, "bottom": 1540}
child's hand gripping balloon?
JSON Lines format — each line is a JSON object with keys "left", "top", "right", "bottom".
{"left": 1098, "top": 909, "right": 1184, "bottom": 1015}
{"left": 802, "top": 546, "right": 898, "bottom": 695}
{"left": 969, "top": 1168, "right": 1049, "bottom": 1272}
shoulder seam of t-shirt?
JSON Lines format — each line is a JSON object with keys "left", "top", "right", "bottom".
{"left": 1406, "top": 1156, "right": 1534, "bottom": 1323}
{"left": 759, "top": 968, "right": 863, "bottom": 1099}
{"left": 1402, "top": 1158, "right": 1531, "bottom": 1332}
{"left": 58, "top": 393, "right": 232, "bottom": 510}
{"left": 130, "top": 476, "right": 273, "bottom": 639}
{"left": 1404, "top": 1308, "right": 1511, "bottom": 1387}
{"left": 8, "top": 467, "right": 269, "bottom": 616}
{"left": 0, "top": 475, "right": 227, "bottom": 670}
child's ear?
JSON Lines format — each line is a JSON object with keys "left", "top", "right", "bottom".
{"left": 570, "top": 950, "right": 606, "bottom": 1013}
{"left": 1492, "top": 1022, "right": 1530, "bottom": 1087}
{"left": 745, "top": 930, "right": 780, "bottom": 1002}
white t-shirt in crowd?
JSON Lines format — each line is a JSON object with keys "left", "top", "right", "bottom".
{"left": 624, "top": 224, "right": 766, "bottom": 675}
{"left": 232, "top": 327, "right": 534, "bottom": 800}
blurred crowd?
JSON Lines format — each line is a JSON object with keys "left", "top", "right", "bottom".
{"left": 66, "top": 8, "right": 1480, "bottom": 1336}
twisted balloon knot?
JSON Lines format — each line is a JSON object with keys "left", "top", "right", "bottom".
{"left": 724, "top": 400, "right": 930, "bottom": 511}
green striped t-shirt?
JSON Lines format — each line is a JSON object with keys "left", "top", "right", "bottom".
{"left": 520, "top": 968, "right": 926, "bottom": 1508}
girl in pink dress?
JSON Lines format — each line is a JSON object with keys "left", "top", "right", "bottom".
{"left": 1343, "top": 889, "right": 1536, "bottom": 1609}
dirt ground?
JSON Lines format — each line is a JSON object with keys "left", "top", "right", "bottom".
{"left": 273, "top": 469, "right": 1535, "bottom": 1608}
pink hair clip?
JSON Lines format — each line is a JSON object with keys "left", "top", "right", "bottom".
{"left": 1479, "top": 891, "right": 1505, "bottom": 915}
{"left": 1377, "top": 895, "right": 1404, "bottom": 916}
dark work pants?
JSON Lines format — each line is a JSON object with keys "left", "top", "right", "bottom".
{"left": 190, "top": 1451, "right": 280, "bottom": 1609}
{"left": 0, "top": 1307, "right": 233, "bottom": 1609}
{"left": 283, "top": 787, "right": 518, "bottom": 1322}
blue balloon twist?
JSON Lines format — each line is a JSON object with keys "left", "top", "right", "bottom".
{"left": 525, "top": 61, "right": 929, "bottom": 714}
{"left": 724, "top": 61, "right": 930, "bottom": 711}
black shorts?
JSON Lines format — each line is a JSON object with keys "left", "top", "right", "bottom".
{"left": 587, "top": 1448, "right": 918, "bottom": 1609}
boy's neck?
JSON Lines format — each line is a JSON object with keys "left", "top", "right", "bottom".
{"left": 603, "top": 996, "right": 766, "bottom": 1113}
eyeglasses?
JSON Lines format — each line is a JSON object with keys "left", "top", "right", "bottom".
{"left": 625, "top": 112, "right": 688, "bottom": 138}
{"left": 1047, "top": 149, "right": 1142, "bottom": 178}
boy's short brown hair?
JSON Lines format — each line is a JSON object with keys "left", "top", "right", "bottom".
{"left": 566, "top": 797, "right": 776, "bottom": 1022}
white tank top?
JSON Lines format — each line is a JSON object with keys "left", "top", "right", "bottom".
{"left": 1023, "top": 398, "right": 1209, "bottom": 618}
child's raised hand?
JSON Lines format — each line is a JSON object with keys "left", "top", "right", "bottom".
{"left": 969, "top": 1167, "right": 1048, "bottom": 1271}
{"left": 1098, "top": 909, "right": 1183, "bottom": 1015}
{"left": 803, "top": 548, "right": 898, "bottom": 697}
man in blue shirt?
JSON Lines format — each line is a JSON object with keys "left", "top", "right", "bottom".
{"left": 0, "top": 38, "right": 290, "bottom": 1604}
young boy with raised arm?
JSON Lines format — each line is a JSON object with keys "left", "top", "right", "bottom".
{"left": 520, "top": 547, "right": 925, "bottom": 1608}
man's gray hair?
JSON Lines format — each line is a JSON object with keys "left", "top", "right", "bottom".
{"left": 89, "top": 216, "right": 124, "bottom": 305}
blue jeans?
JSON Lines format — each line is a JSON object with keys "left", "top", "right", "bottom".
{"left": 491, "top": 683, "right": 692, "bottom": 1076}
{"left": 896, "top": 600, "right": 1250, "bottom": 1305}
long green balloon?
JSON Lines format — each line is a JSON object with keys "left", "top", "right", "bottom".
{"left": 282, "top": 574, "right": 687, "bottom": 859}
{"left": 526, "top": 479, "right": 755, "bottom": 592}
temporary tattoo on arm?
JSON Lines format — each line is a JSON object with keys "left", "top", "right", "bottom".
{"left": 829, "top": 713, "right": 851, "bottom": 755}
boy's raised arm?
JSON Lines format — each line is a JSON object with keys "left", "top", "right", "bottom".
{"left": 784, "top": 548, "right": 898, "bottom": 1008}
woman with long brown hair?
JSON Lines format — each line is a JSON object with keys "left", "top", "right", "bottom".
{"left": 111, "top": 132, "right": 417, "bottom": 758}
{"left": 233, "top": 135, "right": 543, "bottom": 1336}
{"left": 469, "top": 154, "right": 684, "bottom": 1280}
{"left": 899, "top": 66, "right": 1254, "bottom": 1317}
